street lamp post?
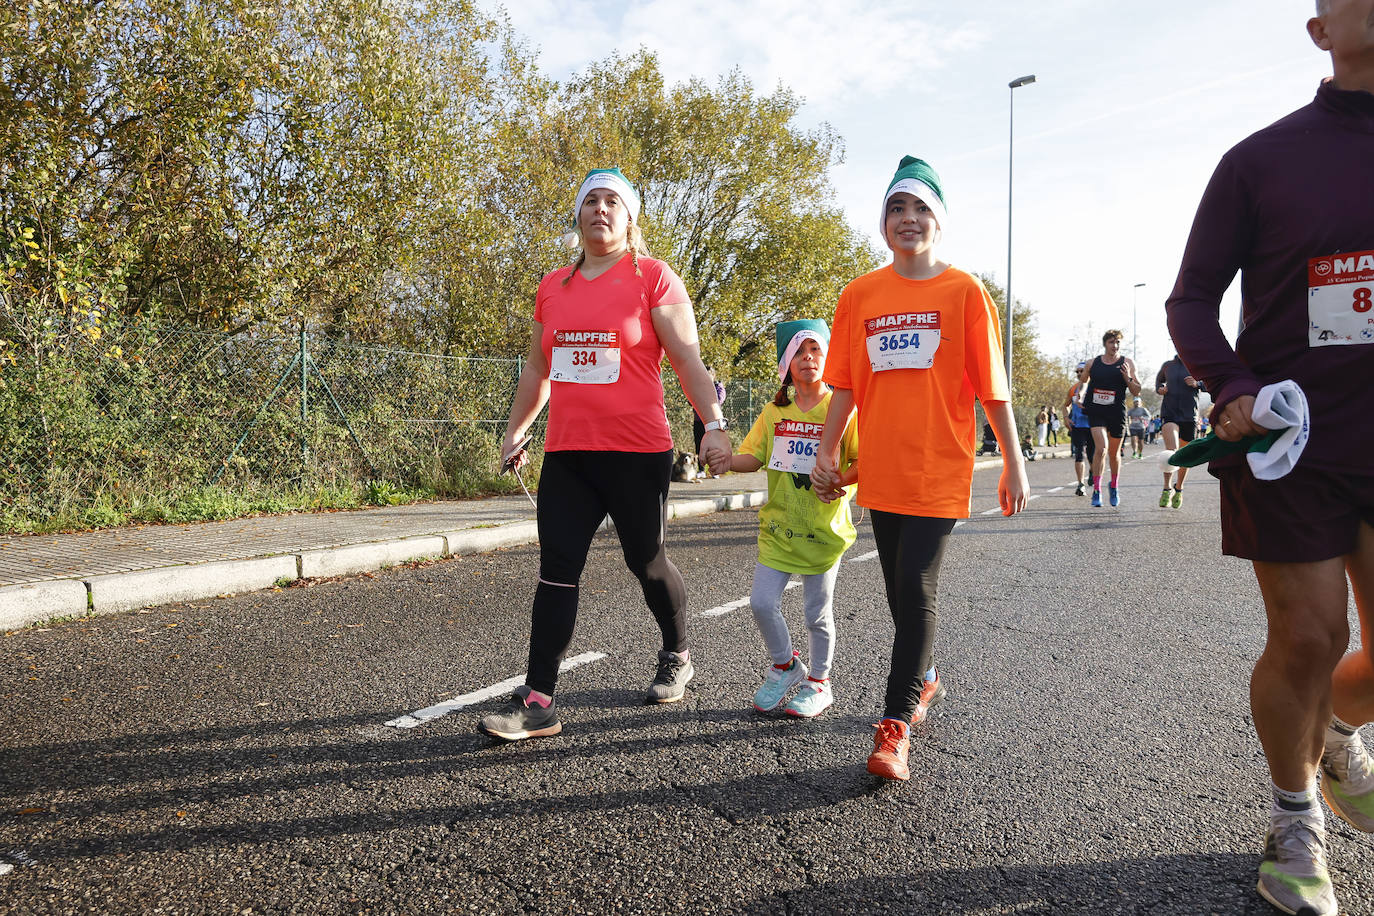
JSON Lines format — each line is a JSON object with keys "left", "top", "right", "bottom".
{"left": 1132, "top": 282, "right": 1146, "bottom": 363}
{"left": 1005, "top": 74, "right": 1036, "bottom": 395}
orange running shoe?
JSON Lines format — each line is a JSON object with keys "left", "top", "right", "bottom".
{"left": 911, "top": 668, "right": 947, "bottom": 727}
{"left": 867, "top": 718, "right": 911, "bottom": 781}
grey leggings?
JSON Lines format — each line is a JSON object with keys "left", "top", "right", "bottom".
{"left": 749, "top": 561, "right": 839, "bottom": 681}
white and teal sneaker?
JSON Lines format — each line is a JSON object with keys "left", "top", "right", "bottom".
{"left": 783, "top": 680, "right": 833, "bottom": 718}
{"left": 752, "top": 653, "right": 807, "bottom": 712}
{"left": 1256, "top": 815, "right": 1337, "bottom": 916}
{"left": 1322, "top": 731, "right": 1374, "bottom": 832}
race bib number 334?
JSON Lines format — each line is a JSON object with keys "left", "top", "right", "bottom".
{"left": 550, "top": 329, "right": 621, "bottom": 383}
{"left": 769, "top": 419, "right": 824, "bottom": 474}
{"left": 1309, "top": 250, "right": 1374, "bottom": 347}
{"left": 866, "top": 311, "right": 941, "bottom": 371}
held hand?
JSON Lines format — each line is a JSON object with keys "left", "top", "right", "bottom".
{"left": 810, "top": 454, "right": 840, "bottom": 493}
{"left": 500, "top": 431, "right": 530, "bottom": 472}
{"left": 700, "top": 429, "right": 732, "bottom": 477}
{"left": 1214, "top": 395, "right": 1264, "bottom": 442}
{"left": 1184, "top": 375, "right": 1198, "bottom": 388}
{"left": 999, "top": 460, "right": 1030, "bottom": 517}
{"left": 813, "top": 482, "right": 846, "bottom": 504}
{"left": 1156, "top": 384, "right": 1167, "bottom": 396}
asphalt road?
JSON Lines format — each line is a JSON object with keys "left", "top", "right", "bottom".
{"left": 2, "top": 452, "right": 1371, "bottom": 915}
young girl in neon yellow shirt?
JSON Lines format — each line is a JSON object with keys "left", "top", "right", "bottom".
{"left": 727, "top": 320, "right": 858, "bottom": 717}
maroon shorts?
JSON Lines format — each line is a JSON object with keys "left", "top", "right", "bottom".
{"left": 1217, "top": 464, "right": 1374, "bottom": 562}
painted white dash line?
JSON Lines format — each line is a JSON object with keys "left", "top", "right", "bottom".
{"left": 979, "top": 506, "right": 1002, "bottom": 516}
{"left": 1027, "top": 494, "right": 1041, "bottom": 502}
{"left": 701, "top": 596, "right": 749, "bottom": 618}
{"left": 1048, "top": 486, "right": 1065, "bottom": 493}
{"left": 849, "top": 549, "right": 879, "bottom": 563}
{"left": 385, "top": 651, "right": 607, "bottom": 729}
{"left": 701, "top": 581, "right": 799, "bottom": 618}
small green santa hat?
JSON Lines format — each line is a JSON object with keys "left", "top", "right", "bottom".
{"left": 776, "top": 319, "right": 830, "bottom": 382}
{"left": 572, "top": 168, "right": 642, "bottom": 224}
{"left": 880, "top": 155, "right": 947, "bottom": 241}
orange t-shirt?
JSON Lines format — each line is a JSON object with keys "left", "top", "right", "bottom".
{"left": 534, "top": 255, "right": 689, "bottom": 452}
{"left": 823, "top": 264, "right": 1008, "bottom": 518}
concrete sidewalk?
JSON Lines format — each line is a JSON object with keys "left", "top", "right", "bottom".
{"left": 0, "top": 448, "right": 1067, "bottom": 630}
{"left": 0, "top": 471, "right": 775, "bottom": 630}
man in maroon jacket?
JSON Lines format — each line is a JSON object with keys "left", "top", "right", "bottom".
{"left": 1166, "top": 3, "right": 1374, "bottom": 914}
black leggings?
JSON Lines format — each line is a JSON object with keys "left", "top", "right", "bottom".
{"left": 526, "top": 449, "right": 688, "bottom": 694}
{"left": 871, "top": 510, "right": 956, "bottom": 721}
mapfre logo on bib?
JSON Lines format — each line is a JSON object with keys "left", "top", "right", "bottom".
{"left": 553, "top": 330, "right": 619, "bottom": 347}
{"left": 864, "top": 312, "right": 940, "bottom": 334}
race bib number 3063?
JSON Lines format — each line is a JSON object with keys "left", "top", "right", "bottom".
{"left": 550, "top": 329, "right": 621, "bottom": 383}
{"left": 1309, "top": 250, "right": 1374, "bottom": 347}
{"left": 865, "top": 311, "right": 941, "bottom": 371}
{"left": 769, "top": 419, "right": 824, "bottom": 474}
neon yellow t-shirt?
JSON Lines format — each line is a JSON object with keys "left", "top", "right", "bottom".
{"left": 740, "top": 392, "right": 859, "bottom": 575}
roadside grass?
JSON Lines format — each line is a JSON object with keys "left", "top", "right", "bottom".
{"left": 0, "top": 466, "right": 533, "bottom": 536}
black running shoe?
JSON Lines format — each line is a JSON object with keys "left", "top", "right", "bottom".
{"left": 645, "top": 650, "right": 694, "bottom": 703}
{"left": 477, "top": 686, "right": 562, "bottom": 741}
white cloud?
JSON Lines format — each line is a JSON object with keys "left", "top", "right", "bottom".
{"left": 490, "top": 0, "right": 986, "bottom": 105}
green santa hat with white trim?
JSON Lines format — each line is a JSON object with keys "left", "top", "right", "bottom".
{"left": 776, "top": 319, "right": 830, "bottom": 382}
{"left": 572, "top": 168, "right": 642, "bottom": 224}
{"left": 880, "top": 156, "right": 947, "bottom": 241}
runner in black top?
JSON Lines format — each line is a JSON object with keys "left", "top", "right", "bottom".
{"left": 1077, "top": 329, "right": 1141, "bottom": 507}
{"left": 1154, "top": 354, "right": 1203, "bottom": 508}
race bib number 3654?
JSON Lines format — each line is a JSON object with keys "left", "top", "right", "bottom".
{"left": 550, "top": 329, "right": 621, "bottom": 383}
{"left": 769, "top": 419, "right": 824, "bottom": 474}
{"left": 1309, "top": 250, "right": 1374, "bottom": 347}
{"left": 865, "top": 311, "right": 941, "bottom": 371}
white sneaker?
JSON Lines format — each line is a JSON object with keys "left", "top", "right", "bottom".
{"left": 1322, "top": 731, "right": 1374, "bottom": 832}
{"left": 1257, "top": 813, "right": 1337, "bottom": 916}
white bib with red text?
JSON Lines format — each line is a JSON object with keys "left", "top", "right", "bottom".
{"left": 768, "top": 419, "right": 824, "bottom": 474}
{"left": 550, "top": 330, "right": 621, "bottom": 384}
{"left": 1091, "top": 389, "right": 1116, "bottom": 406}
{"left": 1309, "top": 250, "right": 1374, "bottom": 347}
{"left": 865, "top": 311, "right": 941, "bottom": 371}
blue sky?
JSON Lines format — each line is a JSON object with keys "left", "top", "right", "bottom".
{"left": 488, "top": 0, "right": 1332, "bottom": 378}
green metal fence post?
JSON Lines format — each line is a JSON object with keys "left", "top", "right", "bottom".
{"left": 299, "top": 322, "right": 308, "bottom": 468}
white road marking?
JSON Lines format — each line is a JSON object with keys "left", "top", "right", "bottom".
{"left": 700, "top": 596, "right": 750, "bottom": 618}
{"left": 848, "top": 550, "right": 879, "bottom": 563}
{"left": 385, "top": 651, "right": 607, "bottom": 728}
{"left": 979, "top": 506, "right": 1002, "bottom": 516}
{"left": 1048, "top": 486, "right": 1065, "bottom": 493}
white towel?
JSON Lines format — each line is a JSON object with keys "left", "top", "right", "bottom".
{"left": 1247, "top": 380, "right": 1309, "bottom": 481}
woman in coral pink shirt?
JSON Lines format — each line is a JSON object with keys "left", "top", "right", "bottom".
{"left": 478, "top": 169, "right": 729, "bottom": 742}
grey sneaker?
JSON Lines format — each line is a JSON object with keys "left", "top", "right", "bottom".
{"left": 1256, "top": 814, "right": 1337, "bottom": 916}
{"left": 645, "top": 650, "right": 694, "bottom": 703}
{"left": 477, "top": 686, "right": 562, "bottom": 741}
{"left": 1322, "top": 731, "right": 1374, "bottom": 832}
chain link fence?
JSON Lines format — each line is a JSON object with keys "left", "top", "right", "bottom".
{"left": 0, "top": 317, "right": 775, "bottom": 532}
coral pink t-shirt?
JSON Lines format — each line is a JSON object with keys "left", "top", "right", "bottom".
{"left": 535, "top": 254, "right": 690, "bottom": 452}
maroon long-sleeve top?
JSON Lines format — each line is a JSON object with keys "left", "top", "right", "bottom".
{"left": 1165, "top": 80, "right": 1374, "bottom": 473}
